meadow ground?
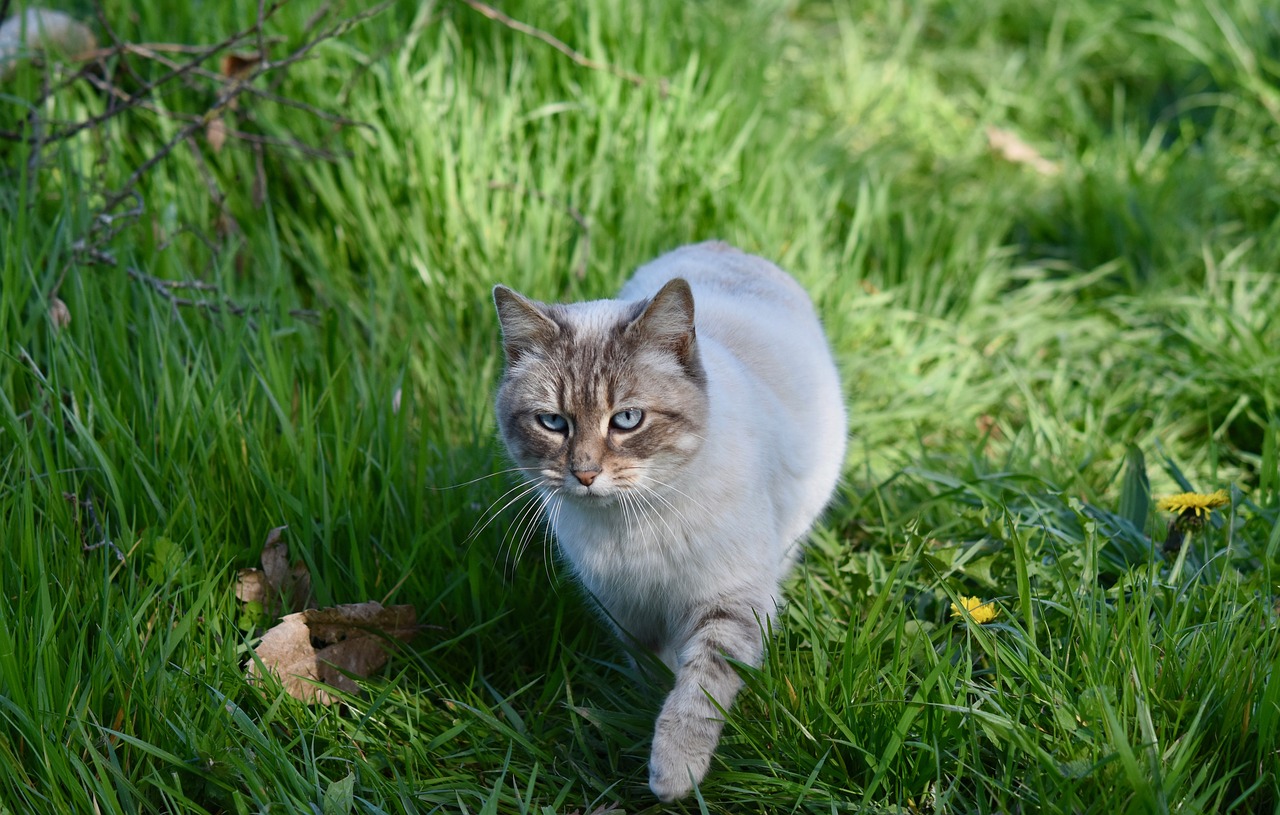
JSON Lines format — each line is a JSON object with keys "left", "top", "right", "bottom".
{"left": 2, "top": 0, "right": 1279, "bottom": 812}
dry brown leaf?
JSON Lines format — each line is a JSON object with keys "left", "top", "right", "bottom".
{"left": 234, "top": 567, "right": 269, "bottom": 604}
{"left": 220, "top": 51, "right": 262, "bottom": 80}
{"left": 49, "top": 296, "right": 71, "bottom": 331}
{"left": 235, "top": 526, "right": 312, "bottom": 617}
{"left": 986, "top": 126, "right": 1061, "bottom": 177}
{"left": 0, "top": 9, "right": 97, "bottom": 79}
{"left": 205, "top": 116, "right": 228, "bottom": 153}
{"left": 287, "top": 562, "right": 311, "bottom": 607}
{"left": 215, "top": 51, "right": 261, "bottom": 117}
{"left": 260, "top": 525, "right": 289, "bottom": 587}
{"left": 975, "top": 414, "right": 1003, "bottom": 440}
{"left": 247, "top": 602, "right": 417, "bottom": 705}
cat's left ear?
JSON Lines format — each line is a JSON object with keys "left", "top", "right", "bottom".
{"left": 629, "top": 278, "right": 700, "bottom": 372}
{"left": 494, "top": 285, "right": 560, "bottom": 364}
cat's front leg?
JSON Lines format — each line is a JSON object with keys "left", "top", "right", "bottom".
{"left": 648, "top": 601, "right": 766, "bottom": 802}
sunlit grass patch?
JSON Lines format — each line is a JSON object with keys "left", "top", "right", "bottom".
{"left": 2, "top": 0, "right": 1279, "bottom": 811}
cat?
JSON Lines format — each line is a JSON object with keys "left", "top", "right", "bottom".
{"left": 492, "top": 241, "right": 846, "bottom": 801}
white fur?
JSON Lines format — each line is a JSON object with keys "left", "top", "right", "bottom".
{"left": 544, "top": 242, "right": 846, "bottom": 799}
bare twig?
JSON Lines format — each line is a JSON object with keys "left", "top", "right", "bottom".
{"left": 256, "top": 0, "right": 270, "bottom": 78}
{"left": 79, "top": 40, "right": 276, "bottom": 57}
{"left": 125, "top": 266, "right": 321, "bottom": 324}
{"left": 64, "top": 489, "right": 124, "bottom": 562}
{"left": 461, "top": 0, "right": 666, "bottom": 94}
{"left": 91, "top": 0, "right": 388, "bottom": 211}
{"left": 264, "top": 0, "right": 393, "bottom": 77}
{"left": 67, "top": 227, "right": 320, "bottom": 324}
{"left": 9, "top": 0, "right": 381, "bottom": 329}
{"left": 182, "top": 132, "right": 237, "bottom": 236}
{"left": 488, "top": 181, "right": 591, "bottom": 278}
{"left": 90, "top": 3, "right": 146, "bottom": 87}
{"left": 77, "top": 69, "right": 347, "bottom": 162}
{"left": 68, "top": 191, "right": 144, "bottom": 254}
{"left": 1, "top": 26, "right": 265, "bottom": 145}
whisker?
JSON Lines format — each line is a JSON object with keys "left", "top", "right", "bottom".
{"left": 494, "top": 492, "right": 543, "bottom": 572}
{"left": 543, "top": 493, "right": 564, "bottom": 586}
{"left": 428, "top": 465, "right": 544, "bottom": 491}
{"left": 465, "top": 479, "right": 545, "bottom": 548}
{"left": 629, "top": 484, "right": 683, "bottom": 550}
{"left": 619, "top": 487, "right": 638, "bottom": 541}
{"left": 503, "top": 488, "right": 550, "bottom": 575}
{"left": 637, "top": 474, "right": 717, "bottom": 524}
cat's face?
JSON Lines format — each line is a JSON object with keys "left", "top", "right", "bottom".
{"left": 493, "top": 279, "right": 708, "bottom": 503}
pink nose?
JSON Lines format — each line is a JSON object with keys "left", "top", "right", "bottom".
{"left": 573, "top": 467, "right": 601, "bottom": 486}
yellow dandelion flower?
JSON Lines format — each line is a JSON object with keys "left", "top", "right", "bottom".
{"left": 950, "top": 595, "right": 999, "bottom": 625}
{"left": 1156, "top": 490, "right": 1229, "bottom": 518}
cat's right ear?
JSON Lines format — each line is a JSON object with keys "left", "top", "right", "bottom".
{"left": 493, "top": 285, "right": 559, "bottom": 364}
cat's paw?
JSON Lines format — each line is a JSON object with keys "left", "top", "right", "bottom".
{"left": 648, "top": 750, "right": 708, "bottom": 802}
{"left": 648, "top": 713, "right": 713, "bottom": 802}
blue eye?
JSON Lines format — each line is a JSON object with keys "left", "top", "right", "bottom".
{"left": 610, "top": 409, "right": 644, "bottom": 431}
{"left": 536, "top": 413, "right": 568, "bottom": 432}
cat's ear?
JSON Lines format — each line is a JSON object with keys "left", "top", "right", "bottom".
{"left": 629, "top": 278, "right": 700, "bottom": 372}
{"left": 494, "top": 285, "right": 559, "bottom": 364}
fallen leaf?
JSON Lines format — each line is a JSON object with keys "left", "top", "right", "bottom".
{"left": 235, "top": 526, "right": 312, "bottom": 618}
{"left": 975, "top": 414, "right": 1003, "bottom": 440}
{"left": 234, "top": 567, "right": 269, "bottom": 604}
{"left": 206, "top": 116, "right": 228, "bottom": 153}
{"left": 248, "top": 602, "right": 417, "bottom": 705}
{"left": 0, "top": 8, "right": 97, "bottom": 80}
{"left": 216, "top": 51, "right": 261, "bottom": 116}
{"left": 49, "top": 296, "right": 71, "bottom": 330}
{"left": 220, "top": 51, "right": 262, "bottom": 81}
{"left": 986, "top": 125, "right": 1060, "bottom": 177}
{"left": 260, "top": 525, "right": 290, "bottom": 588}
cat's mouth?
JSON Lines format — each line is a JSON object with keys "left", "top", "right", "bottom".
{"left": 534, "top": 470, "right": 625, "bottom": 504}
{"left": 572, "top": 485, "right": 615, "bottom": 502}
{"left": 554, "top": 481, "right": 617, "bottom": 503}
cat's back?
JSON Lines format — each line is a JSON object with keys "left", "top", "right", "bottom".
{"left": 618, "top": 241, "right": 838, "bottom": 397}
{"left": 619, "top": 241, "right": 813, "bottom": 326}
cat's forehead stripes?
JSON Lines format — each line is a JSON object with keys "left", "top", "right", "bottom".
{"left": 534, "top": 301, "right": 649, "bottom": 416}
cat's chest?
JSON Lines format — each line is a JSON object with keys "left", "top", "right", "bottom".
{"left": 550, "top": 493, "right": 772, "bottom": 608}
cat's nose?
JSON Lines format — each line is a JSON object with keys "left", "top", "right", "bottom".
{"left": 572, "top": 467, "right": 601, "bottom": 486}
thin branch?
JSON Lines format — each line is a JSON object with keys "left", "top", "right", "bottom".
{"left": 77, "top": 68, "right": 350, "bottom": 161}
{"left": 256, "top": 0, "right": 270, "bottom": 78}
{"left": 79, "top": 40, "right": 276, "bottom": 57}
{"left": 264, "top": 0, "right": 394, "bottom": 76}
{"left": 12, "top": 0, "right": 378, "bottom": 330}
{"left": 1, "top": 2, "right": 292, "bottom": 146}
{"left": 182, "top": 132, "right": 236, "bottom": 235}
{"left": 64, "top": 490, "right": 124, "bottom": 561}
{"left": 127, "top": 266, "right": 321, "bottom": 324}
{"left": 91, "top": 2, "right": 147, "bottom": 87}
{"left": 461, "top": 0, "right": 666, "bottom": 94}
{"left": 70, "top": 229, "right": 320, "bottom": 325}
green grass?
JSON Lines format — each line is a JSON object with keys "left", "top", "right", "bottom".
{"left": 2, "top": 0, "right": 1279, "bottom": 811}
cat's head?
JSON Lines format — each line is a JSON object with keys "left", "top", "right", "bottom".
{"left": 493, "top": 279, "right": 708, "bottom": 503}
